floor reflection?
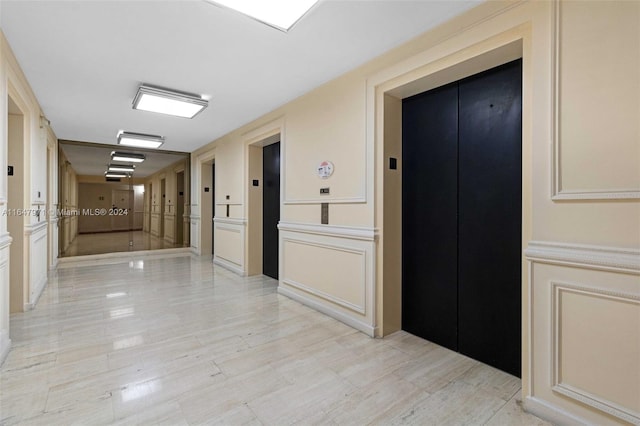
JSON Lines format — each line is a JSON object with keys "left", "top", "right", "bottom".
{"left": 61, "top": 231, "right": 183, "bottom": 257}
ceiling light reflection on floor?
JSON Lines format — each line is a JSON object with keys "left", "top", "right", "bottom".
{"left": 109, "top": 307, "right": 135, "bottom": 319}
{"left": 120, "top": 379, "right": 162, "bottom": 403}
{"left": 129, "top": 260, "right": 144, "bottom": 270}
{"left": 113, "top": 335, "right": 144, "bottom": 351}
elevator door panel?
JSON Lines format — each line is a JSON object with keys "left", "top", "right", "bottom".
{"left": 402, "top": 83, "right": 459, "bottom": 350}
{"left": 402, "top": 59, "right": 522, "bottom": 377}
{"left": 263, "top": 142, "right": 280, "bottom": 280}
{"left": 458, "top": 60, "right": 522, "bottom": 377}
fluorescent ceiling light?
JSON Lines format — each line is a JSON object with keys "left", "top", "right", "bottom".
{"left": 133, "top": 85, "right": 208, "bottom": 119}
{"left": 209, "top": 0, "right": 318, "bottom": 32}
{"left": 108, "top": 164, "right": 136, "bottom": 173}
{"left": 117, "top": 131, "right": 164, "bottom": 149}
{"left": 106, "top": 177, "right": 122, "bottom": 182}
{"left": 111, "top": 151, "right": 145, "bottom": 163}
{"left": 105, "top": 172, "right": 128, "bottom": 178}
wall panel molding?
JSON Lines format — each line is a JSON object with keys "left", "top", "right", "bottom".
{"left": 551, "top": 282, "right": 640, "bottom": 424}
{"left": 0, "top": 234, "right": 12, "bottom": 251}
{"left": 525, "top": 241, "right": 640, "bottom": 274}
{"left": 282, "top": 237, "right": 366, "bottom": 314}
{"left": 551, "top": 0, "right": 640, "bottom": 200}
{"left": 279, "top": 222, "right": 376, "bottom": 336}
{"left": 214, "top": 217, "right": 247, "bottom": 226}
{"left": 213, "top": 218, "right": 246, "bottom": 275}
{"left": 278, "top": 221, "right": 377, "bottom": 241}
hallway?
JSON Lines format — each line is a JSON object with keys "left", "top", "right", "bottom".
{"left": 0, "top": 254, "right": 548, "bottom": 425}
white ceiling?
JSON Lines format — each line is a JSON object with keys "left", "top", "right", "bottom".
{"left": 1, "top": 0, "right": 481, "bottom": 156}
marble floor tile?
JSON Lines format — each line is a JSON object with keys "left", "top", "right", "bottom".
{"left": 1, "top": 253, "right": 549, "bottom": 425}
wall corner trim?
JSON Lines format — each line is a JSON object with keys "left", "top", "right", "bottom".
{"left": 524, "top": 241, "right": 640, "bottom": 274}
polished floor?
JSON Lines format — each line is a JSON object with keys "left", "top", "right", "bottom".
{"left": 1, "top": 254, "right": 550, "bottom": 425}
{"left": 61, "top": 231, "right": 183, "bottom": 257}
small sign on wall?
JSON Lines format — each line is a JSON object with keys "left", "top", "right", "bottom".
{"left": 317, "top": 161, "right": 334, "bottom": 179}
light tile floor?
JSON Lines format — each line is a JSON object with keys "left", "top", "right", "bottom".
{"left": 0, "top": 254, "right": 551, "bottom": 425}
{"left": 61, "top": 231, "right": 182, "bottom": 257}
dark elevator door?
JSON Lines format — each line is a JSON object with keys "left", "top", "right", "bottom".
{"left": 402, "top": 59, "right": 522, "bottom": 377}
{"left": 263, "top": 142, "right": 280, "bottom": 279}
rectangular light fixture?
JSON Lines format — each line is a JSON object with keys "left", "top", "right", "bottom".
{"left": 208, "top": 0, "right": 319, "bottom": 32}
{"left": 106, "top": 177, "right": 122, "bottom": 182}
{"left": 105, "top": 172, "right": 128, "bottom": 178}
{"left": 108, "top": 164, "right": 136, "bottom": 173}
{"left": 117, "top": 131, "right": 164, "bottom": 149}
{"left": 133, "top": 84, "right": 208, "bottom": 119}
{"left": 111, "top": 151, "right": 145, "bottom": 163}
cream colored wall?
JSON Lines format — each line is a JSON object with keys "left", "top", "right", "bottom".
{"left": 0, "top": 30, "right": 55, "bottom": 363}
{"left": 381, "top": 94, "right": 402, "bottom": 335}
{"left": 8, "top": 113, "right": 25, "bottom": 313}
{"left": 191, "top": 1, "right": 639, "bottom": 424}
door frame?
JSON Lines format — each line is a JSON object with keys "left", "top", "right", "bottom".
{"left": 244, "top": 118, "right": 284, "bottom": 277}
{"left": 373, "top": 30, "right": 532, "bottom": 382}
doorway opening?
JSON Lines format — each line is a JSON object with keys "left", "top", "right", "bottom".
{"left": 402, "top": 59, "right": 522, "bottom": 377}
{"left": 379, "top": 40, "right": 527, "bottom": 379}
{"left": 247, "top": 132, "right": 281, "bottom": 278}
{"left": 176, "top": 170, "right": 185, "bottom": 246}
{"left": 159, "top": 178, "right": 166, "bottom": 239}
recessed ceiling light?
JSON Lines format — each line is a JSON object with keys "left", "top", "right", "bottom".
{"left": 105, "top": 172, "right": 128, "bottom": 178}
{"left": 117, "top": 131, "right": 164, "bottom": 149}
{"left": 133, "top": 84, "right": 208, "bottom": 119}
{"left": 207, "top": 0, "right": 318, "bottom": 32}
{"left": 108, "top": 164, "right": 136, "bottom": 173}
{"left": 111, "top": 151, "right": 145, "bottom": 163}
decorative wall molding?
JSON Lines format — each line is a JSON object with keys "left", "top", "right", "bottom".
{"left": 278, "top": 221, "right": 378, "bottom": 242}
{"left": 279, "top": 222, "right": 376, "bottom": 337}
{"left": 525, "top": 241, "right": 640, "bottom": 274}
{"left": 24, "top": 221, "right": 47, "bottom": 236}
{"left": 281, "top": 236, "right": 366, "bottom": 314}
{"left": 213, "top": 217, "right": 247, "bottom": 226}
{"left": 550, "top": 0, "right": 640, "bottom": 200}
{"left": 551, "top": 282, "right": 640, "bottom": 424}
{"left": 283, "top": 197, "right": 367, "bottom": 205}
{"left": 282, "top": 276, "right": 365, "bottom": 315}
{"left": 523, "top": 396, "right": 589, "bottom": 426}
{"left": 0, "top": 330, "right": 11, "bottom": 367}
{"left": 278, "top": 286, "right": 375, "bottom": 337}
{"left": 213, "top": 255, "right": 246, "bottom": 276}
{"left": 0, "top": 234, "right": 13, "bottom": 251}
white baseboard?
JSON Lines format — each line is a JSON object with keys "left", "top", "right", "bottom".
{"left": 523, "top": 396, "right": 589, "bottom": 426}
{"left": 278, "top": 285, "right": 375, "bottom": 337}
{"left": 24, "top": 276, "right": 47, "bottom": 311}
{"left": 213, "top": 256, "right": 246, "bottom": 276}
{"left": 0, "top": 330, "right": 11, "bottom": 366}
